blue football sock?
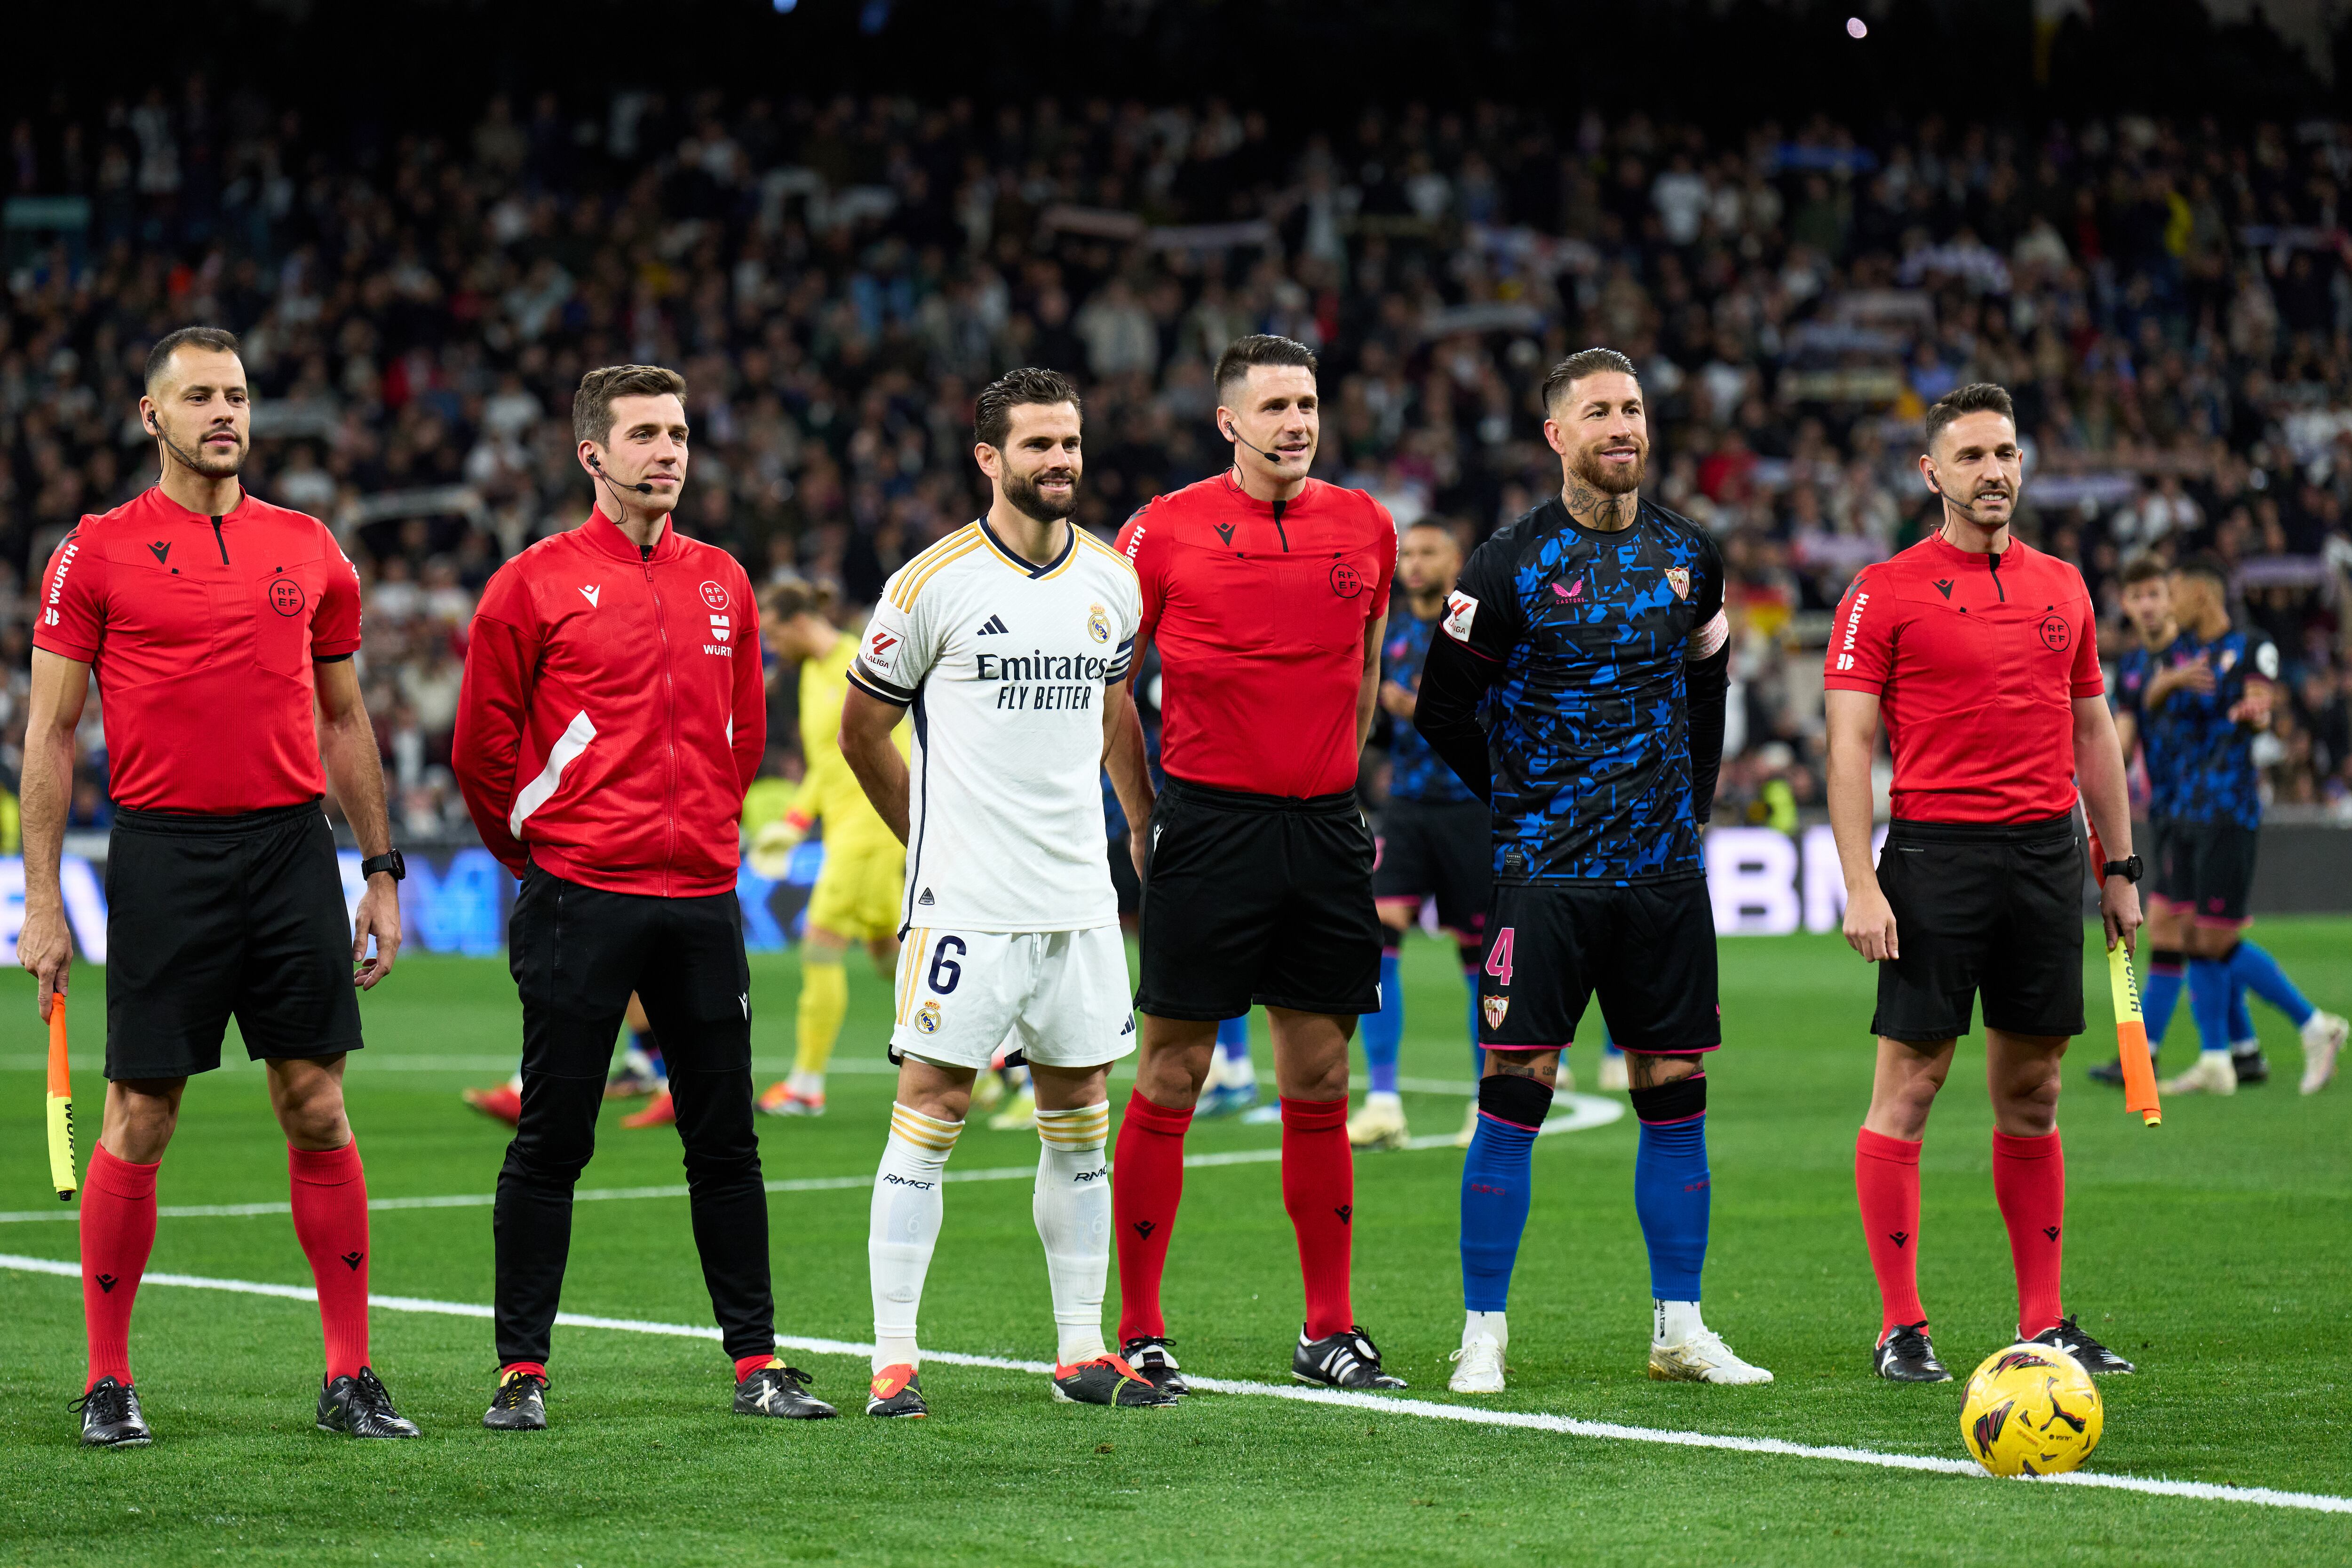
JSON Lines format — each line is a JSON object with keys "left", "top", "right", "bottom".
{"left": 1630, "top": 1078, "right": 1710, "bottom": 1302}
{"left": 1460, "top": 1077, "right": 1549, "bottom": 1311}
{"left": 2142, "top": 951, "right": 2185, "bottom": 1046}
{"left": 2187, "top": 958, "right": 2234, "bottom": 1056}
{"left": 2227, "top": 985, "right": 2255, "bottom": 1046}
{"left": 1362, "top": 948, "right": 1404, "bottom": 1095}
{"left": 1215, "top": 1014, "right": 1252, "bottom": 1062}
{"left": 2227, "top": 941, "right": 2315, "bottom": 1029}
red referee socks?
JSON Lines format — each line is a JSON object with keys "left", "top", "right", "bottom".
{"left": 1112, "top": 1091, "right": 1192, "bottom": 1343}
{"left": 81, "top": 1144, "right": 159, "bottom": 1392}
{"left": 1991, "top": 1129, "right": 2066, "bottom": 1339}
{"left": 289, "top": 1141, "right": 372, "bottom": 1382}
{"left": 1279, "top": 1097, "right": 1355, "bottom": 1341}
{"left": 1854, "top": 1128, "right": 1926, "bottom": 1339}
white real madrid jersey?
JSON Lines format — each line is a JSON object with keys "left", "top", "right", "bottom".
{"left": 846, "top": 519, "right": 1141, "bottom": 932}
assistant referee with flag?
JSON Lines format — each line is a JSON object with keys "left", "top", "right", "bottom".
{"left": 453, "top": 364, "right": 834, "bottom": 1427}
{"left": 1826, "top": 382, "right": 2142, "bottom": 1385}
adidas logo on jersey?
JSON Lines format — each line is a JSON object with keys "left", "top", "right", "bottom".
{"left": 918, "top": 888, "right": 936, "bottom": 906}
{"left": 977, "top": 614, "right": 1009, "bottom": 635}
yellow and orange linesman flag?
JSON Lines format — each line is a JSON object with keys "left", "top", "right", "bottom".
{"left": 46, "top": 997, "right": 78, "bottom": 1200}
{"left": 2106, "top": 944, "right": 2162, "bottom": 1129}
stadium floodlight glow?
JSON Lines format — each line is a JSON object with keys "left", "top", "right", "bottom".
{"left": 772, "top": 0, "right": 796, "bottom": 11}
{"left": 1846, "top": 16, "right": 1867, "bottom": 37}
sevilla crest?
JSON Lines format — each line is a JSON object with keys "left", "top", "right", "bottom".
{"left": 1482, "top": 995, "right": 1510, "bottom": 1030}
{"left": 1664, "top": 566, "right": 1691, "bottom": 600}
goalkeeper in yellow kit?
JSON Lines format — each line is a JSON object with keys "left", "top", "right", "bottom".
{"left": 752, "top": 578, "right": 908, "bottom": 1116}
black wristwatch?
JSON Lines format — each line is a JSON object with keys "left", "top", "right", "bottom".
{"left": 2101, "top": 854, "right": 2142, "bottom": 885}
{"left": 361, "top": 849, "right": 407, "bottom": 883}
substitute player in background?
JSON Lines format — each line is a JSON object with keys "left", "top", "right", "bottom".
{"left": 840, "top": 368, "right": 1168, "bottom": 1414}
{"left": 2106, "top": 555, "right": 2344, "bottom": 1097}
{"left": 453, "top": 364, "right": 834, "bottom": 1428}
{"left": 1109, "top": 334, "right": 1403, "bottom": 1393}
{"left": 749, "top": 574, "right": 910, "bottom": 1119}
{"left": 1416, "top": 348, "right": 1766, "bottom": 1393}
{"left": 1354, "top": 518, "right": 1492, "bottom": 1152}
{"left": 1828, "top": 382, "right": 2141, "bottom": 1384}
{"left": 21, "top": 326, "right": 413, "bottom": 1445}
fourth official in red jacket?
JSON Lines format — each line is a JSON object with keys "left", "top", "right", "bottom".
{"left": 453, "top": 364, "right": 835, "bottom": 1427}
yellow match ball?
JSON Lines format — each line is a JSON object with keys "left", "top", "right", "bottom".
{"left": 1959, "top": 1343, "right": 2103, "bottom": 1476}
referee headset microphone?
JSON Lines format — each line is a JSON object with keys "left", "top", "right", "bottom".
{"left": 1221, "top": 415, "right": 1295, "bottom": 469}
{"left": 588, "top": 451, "right": 659, "bottom": 508}
{"left": 145, "top": 410, "right": 228, "bottom": 476}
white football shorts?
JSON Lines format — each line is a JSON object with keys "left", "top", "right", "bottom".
{"left": 890, "top": 924, "right": 1137, "bottom": 1071}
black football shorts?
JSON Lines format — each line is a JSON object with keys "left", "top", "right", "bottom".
{"left": 1135, "top": 777, "right": 1382, "bottom": 1020}
{"left": 103, "top": 800, "right": 364, "bottom": 1080}
{"left": 1870, "top": 813, "right": 2086, "bottom": 1043}
{"left": 2147, "top": 816, "right": 2258, "bottom": 926}
{"left": 1475, "top": 876, "right": 1720, "bottom": 1054}
{"left": 1373, "top": 796, "right": 1492, "bottom": 936}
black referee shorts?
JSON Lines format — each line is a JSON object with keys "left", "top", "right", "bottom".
{"left": 2148, "top": 816, "right": 2259, "bottom": 925}
{"left": 1871, "top": 813, "right": 2086, "bottom": 1043}
{"left": 1135, "top": 777, "right": 1382, "bottom": 1020}
{"left": 1476, "top": 877, "right": 1720, "bottom": 1054}
{"left": 103, "top": 800, "right": 363, "bottom": 1081}
{"left": 1373, "top": 796, "right": 1492, "bottom": 936}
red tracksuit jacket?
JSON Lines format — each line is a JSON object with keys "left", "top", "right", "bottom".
{"left": 453, "top": 510, "right": 764, "bottom": 898}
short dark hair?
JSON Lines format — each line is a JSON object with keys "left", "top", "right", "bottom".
{"left": 2120, "top": 554, "right": 2172, "bottom": 588}
{"left": 1541, "top": 347, "right": 1640, "bottom": 414}
{"left": 973, "top": 366, "right": 1082, "bottom": 450}
{"left": 574, "top": 363, "right": 688, "bottom": 447}
{"left": 1923, "top": 382, "right": 2017, "bottom": 453}
{"left": 759, "top": 573, "right": 839, "bottom": 622}
{"left": 2175, "top": 550, "right": 2231, "bottom": 588}
{"left": 1213, "top": 334, "right": 1318, "bottom": 397}
{"left": 144, "top": 326, "right": 241, "bottom": 390}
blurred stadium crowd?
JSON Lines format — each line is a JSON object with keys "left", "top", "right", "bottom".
{"left": 4, "top": 82, "right": 2352, "bottom": 839}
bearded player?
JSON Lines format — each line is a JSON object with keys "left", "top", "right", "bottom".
{"left": 1416, "top": 348, "right": 1769, "bottom": 1393}
{"left": 842, "top": 368, "right": 1168, "bottom": 1415}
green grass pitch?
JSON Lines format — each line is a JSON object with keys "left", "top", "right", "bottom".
{"left": 2, "top": 922, "right": 2348, "bottom": 1565}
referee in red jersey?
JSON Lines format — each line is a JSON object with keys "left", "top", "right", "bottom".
{"left": 1826, "top": 382, "right": 2143, "bottom": 1385}
{"left": 453, "top": 365, "right": 834, "bottom": 1428}
{"left": 21, "top": 326, "right": 413, "bottom": 1446}
{"left": 1108, "top": 334, "right": 1404, "bottom": 1393}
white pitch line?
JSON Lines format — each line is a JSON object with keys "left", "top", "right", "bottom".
{"left": 0, "top": 1096, "right": 1622, "bottom": 1226}
{"left": 2, "top": 1252, "right": 2344, "bottom": 1518}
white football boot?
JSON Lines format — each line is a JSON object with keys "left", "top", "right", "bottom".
{"left": 1648, "top": 1326, "right": 1774, "bottom": 1385}
{"left": 2300, "top": 1011, "right": 2347, "bottom": 1095}
{"left": 2161, "top": 1051, "right": 2237, "bottom": 1096}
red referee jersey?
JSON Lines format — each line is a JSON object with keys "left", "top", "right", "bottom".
{"left": 1118, "top": 475, "right": 1396, "bottom": 798}
{"left": 452, "top": 510, "right": 763, "bottom": 898}
{"left": 1824, "top": 532, "right": 2103, "bottom": 823}
{"left": 32, "top": 486, "right": 362, "bottom": 813}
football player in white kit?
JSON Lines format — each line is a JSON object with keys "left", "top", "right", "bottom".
{"left": 838, "top": 368, "right": 1169, "bottom": 1415}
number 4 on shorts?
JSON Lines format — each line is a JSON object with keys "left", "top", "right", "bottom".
{"left": 1483, "top": 927, "right": 1515, "bottom": 988}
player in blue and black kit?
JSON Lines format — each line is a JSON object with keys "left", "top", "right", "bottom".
{"left": 1414, "top": 348, "right": 1770, "bottom": 1392}
{"left": 2106, "top": 554, "right": 2344, "bottom": 1097}
{"left": 1351, "top": 519, "right": 1492, "bottom": 1151}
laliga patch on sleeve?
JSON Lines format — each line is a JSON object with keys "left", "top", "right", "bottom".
{"left": 1687, "top": 607, "right": 1730, "bottom": 661}
{"left": 863, "top": 628, "right": 903, "bottom": 676}
{"left": 2257, "top": 640, "right": 2280, "bottom": 680}
{"left": 1442, "top": 590, "right": 1479, "bottom": 642}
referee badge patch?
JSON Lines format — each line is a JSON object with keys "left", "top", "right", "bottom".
{"left": 1664, "top": 567, "right": 1691, "bottom": 600}
{"left": 1482, "top": 996, "right": 1509, "bottom": 1029}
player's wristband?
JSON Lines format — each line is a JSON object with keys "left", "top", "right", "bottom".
{"left": 2101, "top": 855, "right": 2141, "bottom": 884}
{"left": 361, "top": 849, "right": 406, "bottom": 883}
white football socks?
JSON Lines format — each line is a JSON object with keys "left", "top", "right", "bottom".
{"left": 868, "top": 1102, "right": 961, "bottom": 1373}
{"left": 1653, "top": 1298, "right": 1705, "bottom": 1347}
{"left": 1033, "top": 1102, "right": 1113, "bottom": 1366}
{"left": 1463, "top": 1309, "right": 1508, "bottom": 1350}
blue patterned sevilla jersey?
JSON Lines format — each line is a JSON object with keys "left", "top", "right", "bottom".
{"left": 2117, "top": 628, "right": 2275, "bottom": 829}
{"left": 1383, "top": 610, "right": 1478, "bottom": 804}
{"left": 1438, "top": 496, "right": 1727, "bottom": 883}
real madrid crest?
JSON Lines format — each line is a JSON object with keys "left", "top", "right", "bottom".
{"left": 915, "top": 1001, "right": 942, "bottom": 1035}
{"left": 1664, "top": 566, "right": 1691, "bottom": 601}
{"left": 1482, "top": 995, "right": 1510, "bottom": 1030}
{"left": 1087, "top": 603, "right": 1110, "bottom": 643}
